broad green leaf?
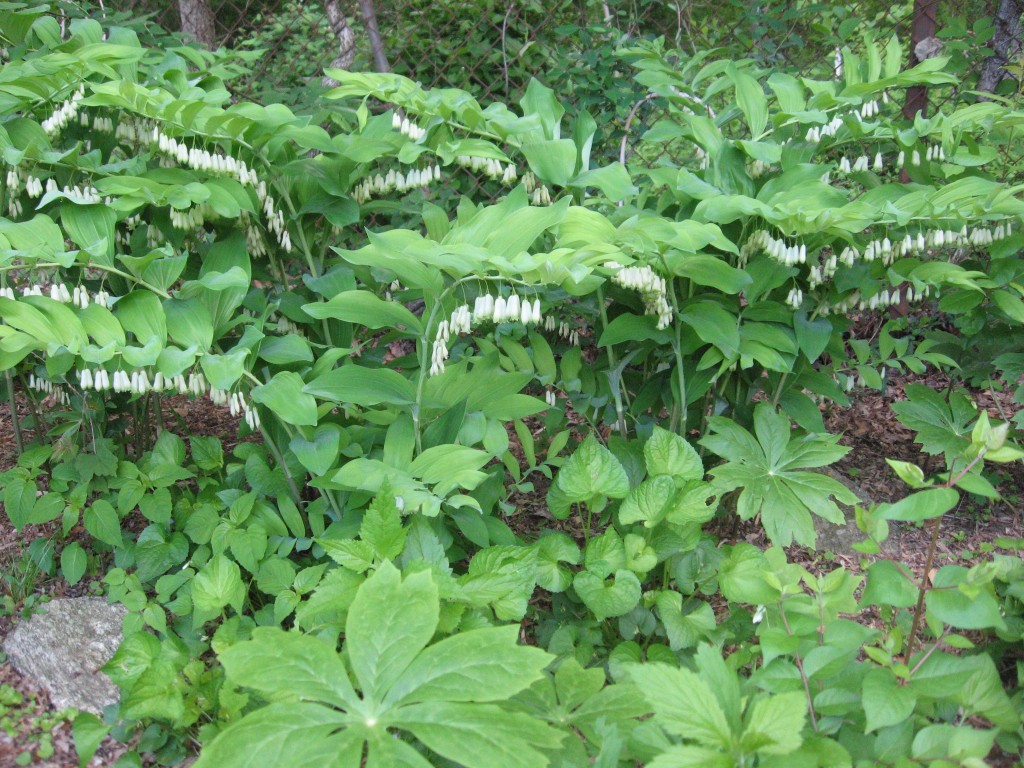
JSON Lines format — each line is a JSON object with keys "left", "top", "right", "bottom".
{"left": 60, "top": 542, "right": 87, "bottom": 586}
{"left": 360, "top": 491, "right": 406, "bottom": 561}
{"left": 345, "top": 562, "right": 438, "bottom": 701}
{"left": 628, "top": 663, "right": 733, "bottom": 749}
{"left": 84, "top": 500, "right": 122, "bottom": 547}
{"left": 740, "top": 691, "right": 806, "bottom": 755}
{"left": 877, "top": 488, "right": 959, "bottom": 522}
{"left": 303, "top": 290, "right": 422, "bottom": 335}
{"left": 191, "top": 554, "right": 245, "bottom": 626}
{"left": 730, "top": 66, "right": 768, "bottom": 136}
{"left": 862, "top": 560, "right": 918, "bottom": 608}
{"left": 304, "top": 366, "right": 415, "bottom": 406}
{"left": 72, "top": 713, "right": 111, "bottom": 768}
{"left": 290, "top": 425, "right": 342, "bottom": 476}
{"left": 619, "top": 475, "right": 676, "bottom": 527}
{"left": 925, "top": 565, "right": 1006, "bottom": 630}
{"left": 665, "top": 254, "right": 750, "bottom": 294}
{"left": 573, "top": 569, "right": 642, "bottom": 620}
{"left": 863, "top": 668, "right": 916, "bottom": 732}
{"left": 534, "top": 532, "right": 579, "bottom": 592}
{"left": 645, "top": 427, "right": 703, "bottom": 481}
{"left": 556, "top": 433, "right": 630, "bottom": 504}
{"left": 258, "top": 335, "right": 313, "bottom": 364}
{"left": 252, "top": 371, "right": 318, "bottom": 427}
{"left": 193, "top": 703, "right": 362, "bottom": 768}
{"left": 521, "top": 139, "right": 577, "bottom": 185}
{"left": 679, "top": 302, "right": 739, "bottom": 357}
{"left": 656, "top": 592, "right": 716, "bottom": 650}
{"left": 384, "top": 626, "right": 551, "bottom": 707}
{"left": 397, "top": 701, "right": 564, "bottom": 768}
{"left": 219, "top": 627, "right": 357, "bottom": 708}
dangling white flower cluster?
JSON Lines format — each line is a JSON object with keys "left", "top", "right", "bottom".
{"left": 170, "top": 204, "right": 213, "bottom": 231}
{"left": 391, "top": 112, "right": 427, "bottom": 141}
{"left": 256, "top": 182, "right": 291, "bottom": 253}
{"left": 544, "top": 389, "right": 557, "bottom": 408}
{"left": 88, "top": 114, "right": 114, "bottom": 133}
{"left": 858, "top": 100, "right": 880, "bottom": 120}
{"left": 351, "top": 165, "right": 443, "bottom": 204}
{"left": 746, "top": 230, "right": 808, "bottom": 267}
{"left": 694, "top": 146, "right": 709, "bottom": 171}
{"left": 925, "top": 144, "right": 947, "bottom": 163}
{"left": 428, "top": 307, "right": 467, "bottom": 377}
{"left": 28, "top": 374, "right": 70, "bottom": 405}
{"left": 115, "top": 214, "right": 143, "bottom": 248}
{"left": 41, "top": 85, "right": 85, "bottom": 136}
{"left": 531, "top": 185, "right": 552, "bottom": 206}
{"left": 557, "top": 321, "right": 581, "bottom": 346}
{"left": 472, "top": 294, "right": 543, "bottom": 326}
{"left": 805, "top": 117, "right": 839, "bottom": 144}
{"left": 48, "top": 180, "right": 102, "bottom": 204}
{"left": 146, "top": 224, "right": 163, "bottom": 249}
{"left": 608, "top": 262, "right": 673, "bottom": 329}
{"left": 749, "top": 159, "right": 772, "bottom": 178}
{"left": 384, "top": 279, "right": 401, "bottom": 302}
{"left": 804, "top": 100, "right": 879, "bottom": 145}
{"left": 785, "top": 286, "right": 804, "bottom": 309}
{"left": 262, "top": 311, "right": 307, "bottom": 338}
{"left": 7, "top": 197, "right": 22, "bottom": 217}
{"left": 837, "top": 152, "right": 884, "bottom": 175}
{"left": 152, "top": 128, "right": 260, "bottom": 187}
{"left": 833, "top": 47, "right": 843, "bottom": 79}
{"left": 5, "top": 166, "right": 22, "bottom": 193}
{"left": 969, "top": 221, "right": 1013, "bottom": 245}
{"left": 48, "top": 283, "right": 73, "bottom": 303}
{"left": 807, "top": 252, "right": 839, "bottom": 288}
{"left": 221, "top": 389, "right": 260, "bottom": 428}
{"left": 244, "top": 221, "right": 267, "bottom": 258}
{"left": 115, "top": 117, "right": 154, "bottom": 146}
{"left": 0, "top": 286, "right": 14, "bottom": 300}
{"left": 23, "top": 175, "right": 44, "bottom": 198}
{"left": 455, "top": 154, "right": 518, "bottom": 185}
{"left": 817, "top": 284, "right": 933, "bottom": 316}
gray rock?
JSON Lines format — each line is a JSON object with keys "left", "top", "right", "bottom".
{"left": 812, "top": 467, "right": 894, "bottom": 556}
{"left": 3, "top": 597, "right": 127, "bottom": 714}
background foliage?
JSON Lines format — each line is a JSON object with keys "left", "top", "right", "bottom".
{"left": 0, "top": 1, "right": 1023, "bottom": 767}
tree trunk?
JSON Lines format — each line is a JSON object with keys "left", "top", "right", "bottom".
{"left": 358, "top": 0, "right": 391, "bottom": 73}
{"left": 322, "top": 0, "right": 356, "bottom": 86}
{"left": 978, "top": 0, "right": 1024, "bottom": 93}
{"left": 178, "top": 0, "right": 217, "bottom": 48}
{"left": 902, "top": 0, "right": 937, "bottom": 121}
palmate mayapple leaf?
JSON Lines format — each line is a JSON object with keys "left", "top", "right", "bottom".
{"left": 701, "top": 403, "right": 856, "bottom": 547}
{"left": 202, "top": 563, "right": 560, "bottom": 767}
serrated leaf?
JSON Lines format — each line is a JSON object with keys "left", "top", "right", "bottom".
{"left": 628, "top": 663, "right": 733, "bottom": 749}
{"left": 644, "top": 426, "right": 703, "bottom": 481}
{"left": 556, "top": 433, "right": 630, "bottom": 505}
{"left": 573, "top": 569, "right": 642, "bottom": 620}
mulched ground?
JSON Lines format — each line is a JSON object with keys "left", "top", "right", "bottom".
{"left": 0, "top": 393, "right": 246, "bottom": 767}
{"left": 0, "top": 366, "right": 1020, "bottom": 766}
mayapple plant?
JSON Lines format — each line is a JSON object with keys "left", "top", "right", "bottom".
{"left": 0, "top": 5, "right": 1021, "bottom": 767}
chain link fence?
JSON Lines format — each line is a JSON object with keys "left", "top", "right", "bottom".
{"left": 103, "top": 0, "right": 1019, "bottom": 182}
{"left": 111, "top": 1, "right": 1006, "bottom": 100}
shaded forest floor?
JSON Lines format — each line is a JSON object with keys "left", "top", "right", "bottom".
{"left": 0, "top": 371, "right": 1021, "bottom": 766}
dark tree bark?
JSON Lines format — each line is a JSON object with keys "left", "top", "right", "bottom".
{"left": 358, "top": 0, "right": 391, "bottom": 73}
{"left": 903, "top": 0, "right": 938, "bottom": 121}
{"left": 979, "top": 0, "right": 1024, "bottom": 93}
{"left": 178, "top": 0, "right": 217, "bottom": 48}
{"left": 322, "top": 0, "right": 356, "bottom": 86}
